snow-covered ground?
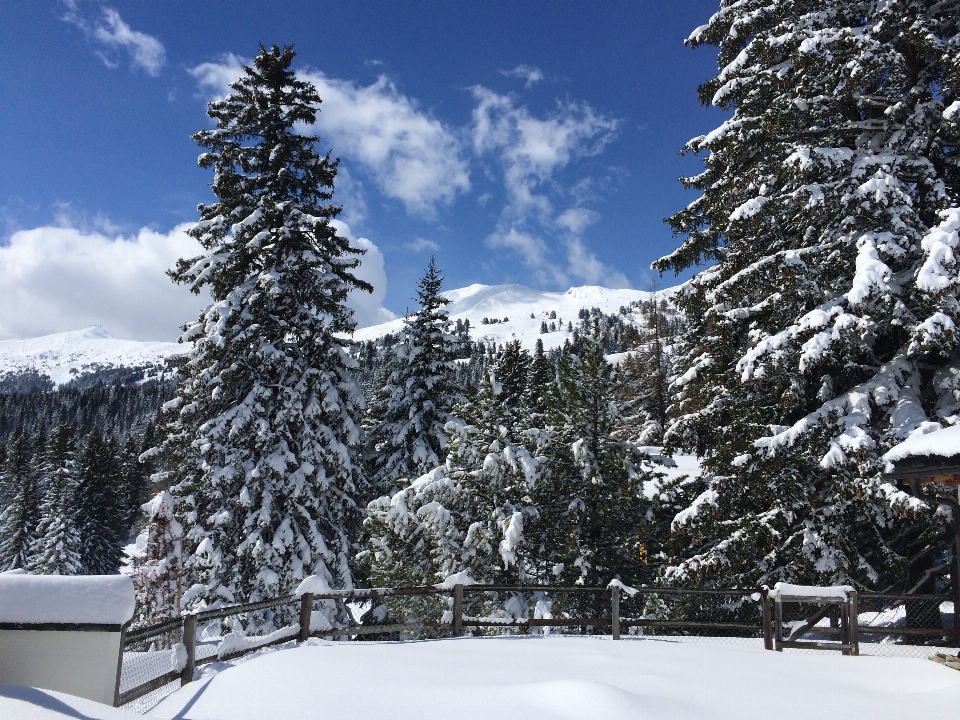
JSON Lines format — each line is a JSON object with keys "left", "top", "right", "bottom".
{"left": 354, "top": 283, "right": 673, "bottom": 351}
{"left": 8, "top": 635, "right": 960, "bottom": 718}
{"left": 0, "top": 326, "right": 182, "bottom": 386}
{"left": 150, "top": 636, "right": 960, "bottom": 719}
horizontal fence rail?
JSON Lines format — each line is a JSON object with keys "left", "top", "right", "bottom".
{"left": 117, "top": 583, "right": 958, "bottom": 713}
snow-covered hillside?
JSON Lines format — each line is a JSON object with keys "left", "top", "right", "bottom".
{"left": 0, "top": 327, "right": 182, "bottom": 386}
{"left": 354, "top": 283, "right": 675, "bottom": 351}
{"left": 0, "top": 284, "right": 676, "bottom": 385}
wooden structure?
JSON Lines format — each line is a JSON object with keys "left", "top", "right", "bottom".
{"left": 769, "top": 584, "right": 859, "bottom": 655}
{"left": 883, "top": 425, "right": 960, "bottom": 617}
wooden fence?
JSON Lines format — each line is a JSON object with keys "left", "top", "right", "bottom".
{"left": 117, "top": 584, "right": 957, "bottom": 708}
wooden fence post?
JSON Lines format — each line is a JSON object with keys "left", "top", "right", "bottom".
{"left": 773, "top": 596, "right": 784, "bottom": 652}
{"left": 760, "top": 587, "right": 772, "bottom": 651}
{"left": 453, "top": 584, "right": 463, "bottom": 637}
{"left": 611, "top": 585, "right": 620, "bottom": 640}
{"left": 298, "top": 593, "right": 313, "bottom": 643}
{"left": 113, "top": 624, "right": 127, "bottom": 706}
{"left": 180, "top": 614, "right": 197, "bottom": 687}
{"left": 848, "top": 590, "right": 859, "bottom": 656}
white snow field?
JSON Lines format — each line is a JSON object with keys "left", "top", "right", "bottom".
{"left": 0, "top": 326, "right": 182, "bottom": 385}
{"left": 6, "top": 636, "right": 960, "bottom": 719}
{"left": 0, "top": 686, "right": 142, "bottom": 720}
{"left": 354, "top": 283, "right": 674, "bottom": 352}
{"left": 138, "top": 636, "right": 960, "bottom": 720}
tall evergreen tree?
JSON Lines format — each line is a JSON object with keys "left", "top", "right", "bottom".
{"left": 29, "top": 425, "right": 83, "bottom": 575}
{"left": 520, "top": 338, "right": 553, "bottom": 429}
{"left": 618, "top": 293, "right": 676, "bottom": 445}
{"left": 0, "top": 431, "right": 40, "bottom": 571}
{"left": 155, "top": 45, "right": 372, "bottom": 621}
{"left": 362, "top": 368, "right": 544, "bottom": 594}
{"left": 655, "top": 1, "right": 960, "bottom": 589}
{"left": 367, "top": 258, "right": 462, "bottom": 493}
{"left": 74, "top": 430, "right": 125, "bottom": 575}
{"left": 545, "top": 320, "right": 651, "bottom": 590}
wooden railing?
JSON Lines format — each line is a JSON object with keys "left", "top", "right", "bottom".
{"left": 117, "top": 584, "right": 956, "bottom": 708}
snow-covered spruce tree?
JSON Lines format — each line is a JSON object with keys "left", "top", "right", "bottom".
{"left": 617, "top": 293, "right": 676, "bottom": 445}
{"left": 521, "top": 338, "right": 553, "bottom": 429}
{"left": 29, "top": 425, "right": 83, "bottom": 575}
{"left": 367, "top": 258, "right": 462, "bottom": 494}
{"left": 655, "top": 1, "right": 960, "bottom": 590}
{"left": 74, "top": 430, "right": 125, "bottom": 575}
{"left": 155, "top": 45, "right": 371, "bottom": 623}
{"left": 361, "top": 360, "right": 546, "bottom": 614}
{"left": 544, "top": 320, "right": 652, "bottom": 593}
{"left": 132, "top": 491, "right": 183, "bottom": 627}
{"left": 0, "top": 431, "right": 40, "bottom": 571}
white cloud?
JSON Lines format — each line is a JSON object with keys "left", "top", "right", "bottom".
{"left": 472, "top": 89, "right": 619, "bottom": 212}
{"left": 486, "top": 227, "right": 566, "bottom": 286}
{"left": 0, "top": 224, "right": 206, "bottom": 341}
{"left": 62, "top": 3, "right": 165, "bottom": 75}
{"left": 404, "top": 238, "right": 440, "bottom": 252}
{"left": 471, "top": 88, "right": 627, "bottom": 288}
{"left": 331, "top": 221, "right": 397, "bottom": 328}
{"left": 0, "top": 221, "right": 394, "bottom": 342}
{"left": 552, "top": 207, "right": 627, "bottom": 287}
{"left": 564, "top": 237, "right": 630, "bottom": 288}
{"left": 190, "top": 56, "right": 470, "bottom": 217}
{"left": 556, "top": 207, "right": 599, "bottom": 236}
{"left": 501, "top": 64, "right": 544, "bottom": 88}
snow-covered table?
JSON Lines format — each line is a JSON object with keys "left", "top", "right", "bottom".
{"left": 769, "top": 583, "right": 859, "bottom": 655}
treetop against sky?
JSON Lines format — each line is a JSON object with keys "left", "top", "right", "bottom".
{"left": 0, "top": 1, "right": 722, "bottom": 341}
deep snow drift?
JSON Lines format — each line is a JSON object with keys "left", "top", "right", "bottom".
{"left": 142, "top": 636, "right": 960, "bottom": 720}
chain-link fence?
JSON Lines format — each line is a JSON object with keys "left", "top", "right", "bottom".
{"left": 118, "top": 595, "right": 304, "bottom": 713}
{"left": 118, "top": 618, "right": 185, "bottom": 713}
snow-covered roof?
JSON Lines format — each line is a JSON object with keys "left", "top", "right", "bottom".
{"left": 0, "top": 572, "right": 134, "bottom": 626}
{"left": 883, "top": 425, "right": 960, "bottom": 473}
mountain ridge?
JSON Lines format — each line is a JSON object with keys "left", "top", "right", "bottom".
{"left": 0, "top": 283, "right": 677, "bottom": 385}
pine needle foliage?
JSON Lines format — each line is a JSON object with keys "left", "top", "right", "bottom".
{"left": 155, "top": 45, "right": 371, "bottom": 621}
{"left": 367, "top": 258, "right": 463, "bottom": 494}
{"left": 656, "top": 1, "right": 960, "bottom": 589}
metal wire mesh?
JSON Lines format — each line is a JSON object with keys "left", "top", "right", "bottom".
{"left": 118, "top": 620, "right": 184, "bottom": 713}
{"left": 194, "top": 598, "right": 301, "bottom": 664}
{"left": 840, "top": 593, "right": 954, "bottom": 659}
{"left": 623, "top": 588, "right": 764, "bottom": 646}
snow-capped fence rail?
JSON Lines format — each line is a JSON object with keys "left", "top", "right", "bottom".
{"left": 116, "top": 583, "right": 958, "bottom": 713}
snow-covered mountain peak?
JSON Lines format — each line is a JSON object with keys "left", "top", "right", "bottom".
{"left": 0, "top": 283, "right": 679, "bottom": 384}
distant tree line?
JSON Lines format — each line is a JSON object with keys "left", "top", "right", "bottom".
{"left": 0, "top": 423, "right": 154, "bottom": 574}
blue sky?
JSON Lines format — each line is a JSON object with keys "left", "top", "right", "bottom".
{"left": 0, "top": 0, "right": 724, "bottom": 340}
